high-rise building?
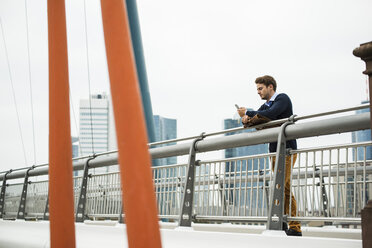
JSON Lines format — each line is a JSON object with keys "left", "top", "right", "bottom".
{"left": 79, "top": 93, "right": 117, "bottom": 173}
{"left": 352, "top": 100, "right": 371, "bottom": 161}
{"left": 153, "top": 115, "right": 177, "bottom": 166}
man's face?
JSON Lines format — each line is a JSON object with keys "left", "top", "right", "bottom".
{"left": 256, "top": 83, "right": 273, "bottom": 101}
{"left": 256, "top": 84, "right": 272, "bottom": 101}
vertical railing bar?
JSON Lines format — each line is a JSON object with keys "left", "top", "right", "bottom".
{"left": 255, "top": 158, "right": 260, "bottom": 216}
{"left": 85, "top": 175, "right": 90, "bottom": 217}
{"left": 110, "top": 173, "right": 114, "bottom": 215}
{"left": 297, "top": 153, "right": 301, "bottom": 216}
{"left": 312, "top": 152, "right": 315, "bottom": 217}
{"left": 171, "top": 167, "right": 176, "bottom": 215}
{"left": 232, "top": 162, "right": 237, "bottom": 216}
{"left": 167, "top": 168, "right": 171, "bottom": 216}
{"left": 102, "top": 175, "right": 107, "bottom": 216}
{"left": 222, "top": 162, "right": 227, "bottom": 216}
{"left": 320, "top": 150, "right": 324, "bottom": 217}
{"left": 261, "top": 157, "right": 267, "bottom": 216}
{"left": 175, "top": 167, "right": 180, "bottom": 215}
{"left": 289, "top": 154, "right": 294, "bottom": 219}
{"left": 195, "top": 164, "right": 200, "bottom": 215}
{"left": 161, "top": 168, "right": 166, "bottom": 216}
{"left": 363, "top": 146, "right": 366, "bottom": 209}
{"left": 175, "top": 166, "right": 180, "bottom": 215}
{"left": 218, "top": 162, "right": 223, "bottom": 216}
{"left": 336, "top": 148, "right": 340, "bottom": 217}
{"left": 328, "top": 150, "right": 332, "bottom": 217}
{"left": 101, "top": 175, "right": 105, "bottom": 216}
{"left": 94, "top": 176, "right": 98, "bottom": 217}
{"left": 113, "top": 173, "right": 117, "bottom": 215}
{"left": 217, "top": 162, "right": 222, "bottom": 216}
{"left": 166, "top": 167, "right": 172, "bottom": 215}
{"left": 104, "top": 175, "right": 108, "bottom": 216}
{"left": 244, "top": 159, "right": 249, "bottom": 216}
{"left": 106, "top": 174, "right": 111, "bottom": 215}
{"left": 161, "top": 169, "right": 165, "bottom": 216}
{"left": 96, "top": 176, "right": 101, "bottom": 217}
{"left": 207, "top": 163, "right": 211, "bottom": 216}
{"left": 211, "top": 163, "right": 216, "bottom": 216}
{"left": 173, "top": 167, "right": 177, "bottom": 216}
{"left": 304, "top": 152, "right": 308, "bottom": 216}
{"left": 215, "top": 163, "right": 220, "bottom": 216}
{"left": 158, "top": 169, "right": 162, "bottom": 216}
{"left": 345, "top": 148, "right": 349, "bottom": 217}
{"left": 199, "top": 164, "right": 203, "bottom": 215}
{"left": 238, "top": 160, "right": 243, "bottom": 216}
{"left": 111, "top": 174, "right": 116, "bottom": 216}
{"left": 156, "top": 169, "right": 161, "bottom": 215}
{"left": 249, "top": 159, "right": 254, "bottom": 217}
{"left": 227, "top": 162, "right": 232, "bottom": 216}
{"left": 103, "top": 175, "right": 108, "bottom": 216}
{"left": 152, "top": 168, "right": 156, "bottom": 213}
{"left": 116, "top": 173, "right": 120, "bottom": 216}
{"left": 109, "top": 174, "right": 112, "bottom": 216}
{"left": 169, "top": 167, "right": 174, "bottom": 216}
{"left": 164, "top": 168, "right": 168, "bottom": 216}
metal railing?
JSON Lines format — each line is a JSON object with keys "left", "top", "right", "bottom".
{"left": 0, "top": 104, "right": 370, "bottom": 230}
{"left": 1, "top": 141, "right": 370, "bottom": 223}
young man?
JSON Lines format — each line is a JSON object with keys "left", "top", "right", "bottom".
{"left": 237, "top": 75, "right": 302, "bottom": 236}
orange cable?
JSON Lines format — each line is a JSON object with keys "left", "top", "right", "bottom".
{"left": 48, "top": 0, "right": 76, "bottom": 247}
{"left": 100, "top": 0, "right": 162, "bottom": 247}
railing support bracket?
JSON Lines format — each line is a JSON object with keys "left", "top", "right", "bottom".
{"left": 267, "top": 115, "right": 296, "bottom": 230}
{"left": 76, "top": 155, "right": 96, "bottom": 222}
{"left": 17, "top": 166, "right": 35, "bottom": 219}
{"left": 179, "top": 133, "right": 205, "bottom": 227}
{"left": 0, "top": 170, "right": 12, "bottom": 219}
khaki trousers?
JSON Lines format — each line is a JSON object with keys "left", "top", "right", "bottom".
{"left": 272, "top": 154, "right": 301, "bottom": 232}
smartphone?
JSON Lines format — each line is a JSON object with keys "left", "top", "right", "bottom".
{"left": 235, "top": 104, "right": 239, "bottom": 109}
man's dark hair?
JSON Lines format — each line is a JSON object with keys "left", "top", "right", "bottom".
{"left": 255, "top": 75, "right": 277, "bottom": 91}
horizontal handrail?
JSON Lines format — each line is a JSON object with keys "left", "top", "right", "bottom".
{"left": 148, "top": 103, "right": 370, "bottom": 147}
{"left": 1, "top": 103, "right": 369, "bottom": 175}
{"left": 0, "top": 111, "right": 370, "bottom": 181}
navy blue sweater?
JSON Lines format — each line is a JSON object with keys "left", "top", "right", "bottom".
{"left": 246, "top": 93, "right": 297, "bottom": 152}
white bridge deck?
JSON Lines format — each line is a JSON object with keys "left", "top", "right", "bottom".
{"left": 0, "top": 220, "right": 361, "bottom": 248}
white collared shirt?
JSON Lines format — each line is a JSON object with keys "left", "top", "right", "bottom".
{"left": 264, "top": 92, "right": 278, "bottom": 107}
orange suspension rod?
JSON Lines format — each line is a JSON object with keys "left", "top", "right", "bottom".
{"left": 101, "top": 1, "right": 162, "bottom": 247}
{"left": 48, "top": 0, "right": 76, "bottom": 247}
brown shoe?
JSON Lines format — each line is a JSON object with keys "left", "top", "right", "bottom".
{"left": 286, "top": 228, "right": 302, "bottom": 236}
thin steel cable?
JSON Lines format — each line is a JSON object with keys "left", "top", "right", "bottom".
{"left": 83, "top": 0, "right": 94, "bottom": 155}
{"left": 69, "top": 89, "right": 83, "bottom": 157}
{"left": 0, "top": 18, "right": 28, "bottom": 166}
{"left": 24, "top": 0, "right": 37, "bottom": 165}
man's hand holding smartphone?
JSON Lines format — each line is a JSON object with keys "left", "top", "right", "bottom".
{"left": 236, "top": 104, "right": 247, "bottom": 118}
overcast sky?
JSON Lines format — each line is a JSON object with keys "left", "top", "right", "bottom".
{"left": 0, "top": 0, "right": 371, "bottom": 172}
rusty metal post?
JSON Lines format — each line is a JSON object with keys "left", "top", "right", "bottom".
{"left": 361, "top": 200, "right": 372, "bottom": 248}
{"left": 353, "top": 41, "right": 372, "bottom": 135}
